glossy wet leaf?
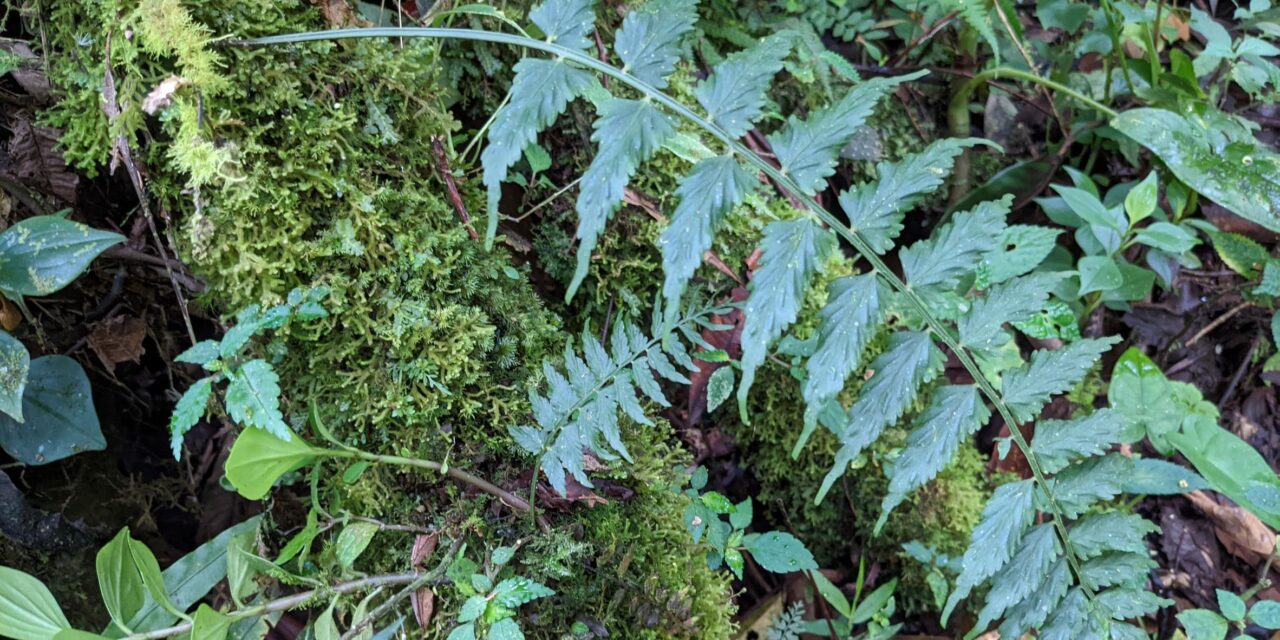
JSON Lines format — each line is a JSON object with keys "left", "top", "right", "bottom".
{"left": 0, "top": 356, "right": 104, "bottom": 465}
{"left": 224, "top": 427, "right": 316, "bottom": 501}
{"left": 0, "top": 216, "right": 123, "bottom": 301}
{"left": 742, "top": 531, "right": 817, "bottom": 574}
{"left": 0, "top": 330, "right": 29, "bottom": 422}
{"left": 0, "top": 567, "right": 70, "bottom": 640}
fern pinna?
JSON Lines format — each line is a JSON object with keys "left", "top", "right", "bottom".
{"left": 249, "top": 0, "right": 1168, "bottom": 635}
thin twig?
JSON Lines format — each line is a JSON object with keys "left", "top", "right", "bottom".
{"left": 1218, "top": 332, "right": 1263, "bottom": 410}
{"left": 1185, "top": 300, "right": 1253, "bottom": 348}
{"left": 431, "top": 135, "right": 479, "bottom": 240}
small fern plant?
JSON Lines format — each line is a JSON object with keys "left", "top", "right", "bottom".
{"left": 247, "top": 0, "right": 1177, "bottom": 635}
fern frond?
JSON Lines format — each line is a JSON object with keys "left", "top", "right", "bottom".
{"left": 974, "top": 523, "right": 1061, "bottom": 632}
{"left": 816, "top": 331, "right": 945, "bottom": 501}
{"left": 941, "top": 0, "right": 1001, "bottom": 62}
{"left": 957, "top": 271, "right": 1063, "bottom": 354}
{"left": 1096, "top": 589, "right": 1171, "bottom": 620}
{"left": 839, "top": 138, "right": 987, "bottom": 253}
{"left": 1079, "top": 552, "right": 1157, "bottom": 590}
{"left": 943, "top": 479, "right": 1036, "bottom": 621}
{"left": 659, "top": 156, "right": 757, "bottom": 312}
{"left": 900, "top": 196, "right": 1009, "bottom": 292}
{"left": 695, "top": 33, "right": 792, "bottom": 138}
{"left": 1039, "top": 589, "right": 1094, "bottom": 640}
{"left": 876, "top": 385, "right": 988, "bottom": 530}
{"left": 1001, "top": 337, "right": 1120, "bottom": 422}
{"left": 798, "top": 273, "right": 885, "bottom": 451}
{"left": 769, "top": 72, "right": 925, "bottom": 196}
{"left": 1067, "top": 512, "right": 1160, "bottom": 559}
{"left": 737, "top": 218, "right": 835, "bottom": 420}
{"left": 510, "top": 305, "right": 725, "bottom": 495}
{"left": 1046, "top": 453, "right": 1131, "bottom": 518}
{"left": 568, "top": 98, "right": 676, "bottom": 298}
{"left": 1030, "top": 410, "right": 1130, "bottom": 474}
{"left": 528, "top": 0, "right": 597, "bottom": 50}
{"left": 998, "top": 558, "right": 1071, "bottom": 638}
{"left": 614, "top": 0, "right": 698, "bottom": 88}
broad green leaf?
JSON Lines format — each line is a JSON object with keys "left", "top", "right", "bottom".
{"left": 878, "top": 385, "right": 988, "bottom": 530}
{"left": 97, "top": 529, "right": 147, "bottom": 631}
{"left": 169, "top": 377, "right": 213, "bottom": 459}
{"left": 959, "top": 272, "right": 1063, "bottom": 354}
{"left": 528, "top": 0, "right": 596, "bottom": 51}
{"left": 974, "top": 524, "right": 1061, "bottom": 632}
{"left": 659, "top": 156, "right": 756, "bottom": 309}
{"left": 568, "top": 98, "right": 675, "bottom": 298}
{"left": 818, "top": 331, "right": 945, "bottom": 501}
{"left": 481, "top": 58, "right": 599, "bottom": 246}
{"left": 488, "top": 618, "right": 524, "bottom": 640}
{"left": 1250, "top": 600, "right": 1280, "bottom": 629}
{"left": 800, "top": 274, "right": 883, "bottom": 451}
{"left": 0, "top": 330, "right": 29, "bottom": 422}
{"left": 772, "top": 72, "right": 925, "bottom": 197}
{"left": 737, "top": 218, "right": 834, "bottom": 421}
{"left": 224, "top": 427, "right": 316, "bottom": 500}
{"left": 53, "top": 632, "right": 106, "bottom": 640}
{"left": 313, "top": 602, "right": 338, "bottom": 640}
{"left": 1078, "top": 256, "right": 1124, "bottom": 294}
{"left": 1134, "top": 222, "right": 1197, "bottom": 254}
{"left": 840, "top": 137, "right": 986, "bottom": 253}
{"left": 943, "top": 479, "right": 1036, "bottom": 624}
{"left": 694, "top": 33, "right": 791, "bottom": 138}
{"left": 1112, "top": 108, "right": 1280, "bottom": 232}
{"left": 1216, "top": 589, "right": 1246, "bottom": 622}
{"left": 978, "top": 224, "right": 1061, "bottom": 285}
{"left": 1168, "top": 414, "right": 1280, "bottom": 528}
{"left": 1068, "top": 511, "right": 1160, "bottom": 559}
{"left": 192, "top": 605, "right": 231, "bottom": 640}
{"left": 0, "top": 216, "right": 123, "bottom": 300}
{"left": 0, "top": 567, "right": 70, "bottom": 640}
{"left": 1122, "top": 458, "right": 1209, "bottom": 495}
{"left": 1177, "top": 609, "right": 1229, "bottom": 640}
{"left": 742, "top": 531, "right": 818, "bottom": 574}
{"left": 1053, "top": 185, "right": 1125, "bottom": 233}
{"left": 1124, "top": 172, "right": 1159, "bottom": 224}
{"left": 1001, "top": 337, "right": 1119, "bottom": 422}
{"left": 224, "top": 360, "right": 289, "bottom": 441}
{"left": 1108, "top": 347, "right": 1183, "bottom": 452}
{"left": 124, "top": 533, "right": 184, "bottom": 621}
{"left": 705, "top": 366, "right": 733, "bottom": 413}
{"left": 1031, "top": 410, "right": 1129, "bottom": 474}
{"left": 901, "top": 196, "right": 1008, "bottom": 292}
{"left": 613, "top": 0, "right": 697, "bottom": 88}
{"left": 492, "top": 577, "right": 554, "bottom": 608}
{"left": 227, "top": 531, "right": 257, "bottom": 607}
{"left": 1099, "top": 262, "right": 1155, "bottom": 303}
{"left": 335, "top": 521, "right": 379, "bottom": 569}
{"left": 0, "top": 355, "right": 105, "bottom": 465}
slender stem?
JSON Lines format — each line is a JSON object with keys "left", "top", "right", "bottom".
{"left": 238, "top": 25, "right": 1102, "bottom": 602}
{"left": 954, "top": 67, "right": 1119, "bottom": 119}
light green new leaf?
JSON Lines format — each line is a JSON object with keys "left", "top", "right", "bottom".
{"left": 569, "top": 98, "right": 675, "bottom": 299}
{"left": 0, "top": 330, "right": 29, "bottom": 422}
{"left": 958, "top": 272, "right": 1063, "bottom": 353}
{"left": 902, "top": 196, "right": 1008, "bottom": 291}
{"left": 1112, "top": 108, "right": 1280, "bottom": 232}
{"left": 706, "top": 366, "right": 733, "bottom": 413}
{"left": 482, "top": 59, "right": 599, "bottom": 246}
{"left": 694, "top": 33, "right": 791, "bottom": 138}
{"left": 175, "top": 341, "right": 220, "bottom": 368}
{"left": 771, "top": 72, "right": 925, "bottom": 196}
{"left": 1177, "top": 609, "right": 1228, "bottom": 640}
{"left": 123, "top": 532, "right": 185, "bottom": 621}
{"left": 1030, "top": 409, "right": 1129, "bottom": 474}
{"left": 1001, "top": 337, "right": 1119, "bottom": 422}
{"left": 659, "top": 156, "right": 757, "bottom": 309}
{"left": 878, "top": 385, "right": 989, "bottom": 530}
{"left": 742, "top": 531, "right": 818, "bottom": 574}
{"left": 0, "top": 356, "right": 105, "bottom": 465}
{"left": 224, "top": 360, "right": 289, "bottom": 441}
{"left": 97, "top": 529, "right": 147, "bottom": 632}
{"left": 0, "top": 567, "right": 70, "bottom": 640}
{"left": 0, "top": 216, "right": 123, "bottom": 301}
{"left": 192, "top": 605, "right": 231, "bottom": 640}
{"left": 170, "top": 377, "right": 213, "bottom": 459}
{"left": 840, "top": 138, "right": 987, "bottom": 252}
{"left": 528, "top": 0, "right": 596, "bottom": 51}
{"left": 224, "top": 427, "right": 316, "bottom": 501}
{"left": 613, "top": 0, "right": 697, "bottom": 88}
{"left": 335, "top": 521, "right": 379, "bottom": 569}
{"left": 800, "top": 274, "right": 883, "bottom": 452}
{"left": 818, "top": 331, "right": 944, "bottom": 502}
{"left": 1052, "top": 185, "right": 1124, "bottom": 233}
{"left": 1068, "top": 511, "right": 1160, "bottom": 559}
{"left": 943, "top": 479, "right": 1035, "bottom": 624}
{"left": 1124, "top": 172, "right": 1159, "bottom": 224}
{"left": 737, "top": 218, "right": 834, "bottom": 421}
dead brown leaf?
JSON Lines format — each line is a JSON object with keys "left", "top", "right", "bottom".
{"left": 142, "top": 76, "right": 190, "bottom": 115}
{"left": 412, "top": 586, "right": 434, "bottom": 629}
{"left": 1186, "top": 490, "right": 1277, "bottom": 566}
{"left": 411, "top": 531, "right": 438, "bottom": 569}
{"left": 88, "top": 315, "right": 147, "bottom": 369}
{"left": 1, "top": 116, "right": 78, "bottom": 203}
{"left": 311, "top": 0, "right": 370, "bottom": 27}
{"left": 0, "top": 298, "right": 20, "bottom": 332}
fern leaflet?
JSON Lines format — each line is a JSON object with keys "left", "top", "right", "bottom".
{"left": 1001, "top": 337, "right": 1120, "bottom": 422}
{"left": 614, "top": 0, "right": 698, "bottom": 88}
{"left": 694, "top": 33, "right": 792, "bottom": 138}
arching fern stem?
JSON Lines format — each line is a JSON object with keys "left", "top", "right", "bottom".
{"left": 237, "top": 29, "right": 1108, "bottom": 598}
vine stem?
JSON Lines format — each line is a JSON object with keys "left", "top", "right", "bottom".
{"left": 239, "top": 27, "right": 1102, "bottom": 602}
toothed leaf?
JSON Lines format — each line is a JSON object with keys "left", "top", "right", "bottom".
{"left": 1001, "top": 337, "right": 1120, "bottom": 422}
{"left": 529, "top": 0, "right": 596, "bottom": 51}
{"left": 1095, "top": 588, "right": 1171, "bottom": 620}
{"left": 1031, "top": 409, "right": 1130, "bottom": 474}
{"left": 800, "top": 274, "right": 884, "bottom": 451}
{"left": 695, "top": 33, "right": 792, "bottom": 137}
{"left": 1048, "top": 454, "right": 1132, "bottom": 518}
{"left": 660, "top": 156, "right": 757, "bottom": 309}
{"left": 840, "top": 138, "right": 987, "bottom": 253}
{"left": 613, "top": 0, "right": 698, "bottom": 88}
{"left": 943, "top": 479, "right": 1036, "bottom": 623}
{"left": 901, "top": 196, "right": 1009, "bottom": 292}
{"left": 999, "top": 558, "right": 1071, "bottom": 639}
{"left": 975, "top": 524, "right": 1061, "bottom": 632}
{"left": 1067, "top": 511, "right": 1160, "bottom": 559}
{"left": 958, "top": 272, "right": 1064, "bottom": 353}
{"left": 1080, "top": 553, "right": 1156, "bottom": 590}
